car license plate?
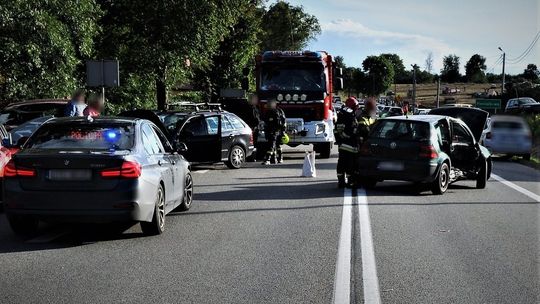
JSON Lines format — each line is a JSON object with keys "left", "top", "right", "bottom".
{"left": 48, "top": 169, "right": 92, "bottom": 181}
{"left": 378, "top": 161, "right": 404, "bottom": 171}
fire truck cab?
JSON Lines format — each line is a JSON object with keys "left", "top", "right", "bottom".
{"left": 256, "top": 51, "right": 343, "bottom": 158}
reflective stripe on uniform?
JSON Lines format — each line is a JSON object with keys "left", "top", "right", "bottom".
{"left": 338, "top": 144, "right": 358, "bottom": 153}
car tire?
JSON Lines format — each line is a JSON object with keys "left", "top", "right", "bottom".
{"left": 431, "top": 162, "right": 450, "bottom": 195}
{"left": 225, "top": 145, "right": 245, "bottom": 169}
{"left": 522, "top": 154, "right": 531, "bottom": 161}
{"left": 476, "top": 159, "right": 488, "bottom": 189}
{"left": 141, "top": 185, "right": 166, "bottom": 236}
{"left": 316, "top": 142, "right": 333, "bottom": 159}
{"left": 175, "top": 173, "right": 193, "bottom": 212}
{"left": 362, "top": 179, "right": 377, "bottom": 189}
{"left": 7, "top": 214, "right": 39, "bottom": 236}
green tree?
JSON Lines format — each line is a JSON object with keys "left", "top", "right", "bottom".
{"left": 522, "top": 64, "right": 539, "bottom": 82}
{"left": 194, "top": 2, "right": 263, "bottom": 101}
{"left": 362, "top": 56, "right": 394, "bottom": 96}
{"left": 0, "top": 0, "right": 102, "bottom": 100}
{"left": 97, "top": 0, "right": 244, "bottom": 110}
{"left": 380, "top": 53, "right": 408, "bottom": 83}
{"left": 440, "top": 54, "right": 461, "bottom": 83}
{"left": 260, "top": 1, "right": 320, "bottom": 51}
{"left": 465, "top": 54, "right": 487, "bottom": 83}
{"left": 334, "top": 56, "right": 346, "bottom": 69}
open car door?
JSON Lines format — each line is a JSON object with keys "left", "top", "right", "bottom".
{"left": 429, "top": 107, "right": 489, "bottom": 143}
{"left": 119, "top": 110, "right": 172, "bottom": 142}
{"left": 177, "top": 115, "right": 222, "bottom": 163}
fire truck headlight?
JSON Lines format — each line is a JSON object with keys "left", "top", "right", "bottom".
{"left": 301, "top": 94, "right": 307, "bottom": 101}
{"left": 316, "top": 123, "right": 326, "bottom": 134}
{"left": 277, "top": 94, "right": 284, "bottom": 101}
{"left": 292, "top": 94, "right": 299, "bottom": 101}
{"left": 285, "top": 94, "right": 291, "bottom": 101}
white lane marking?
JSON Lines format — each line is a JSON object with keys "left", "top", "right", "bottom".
{"left": 492, "top": 174, "right": 540, "bottom": 202}
{"left": 332, "top": 188, "right": 353, "bottom": 304}
{"left": 194, "top": 170, "right": 209, "bottom": 174}
{"left": 26, "top": 230, "right": 69, "bottom": 243}
{"left": 357, "top": 189, "right": 382, "bottom": 304}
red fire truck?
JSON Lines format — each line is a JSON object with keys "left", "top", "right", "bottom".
{"left": 255, "top": 51, "right": 343, "bottom": 158}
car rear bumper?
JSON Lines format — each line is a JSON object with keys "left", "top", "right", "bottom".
{"left": 358, "top": 157, "right": 440, "bottom": 182}
{"left": 3, "top": 180, "right": 155, "bottom": 223}
{"left": 484, "top": 140, "right": 532, "bottom": 154}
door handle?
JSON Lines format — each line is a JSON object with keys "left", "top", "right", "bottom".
{"left": 158, "top": 160, "right": 163, "bottom": 166}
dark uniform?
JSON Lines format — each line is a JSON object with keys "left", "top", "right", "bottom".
{"left": 263, "top": 107, "right": 286, "bottom": 163}
{"left": 354, "top": 110, "right": 376, "bottom": 186}
{"left": 334, "top": 106, "right": 359, "bottom": 187}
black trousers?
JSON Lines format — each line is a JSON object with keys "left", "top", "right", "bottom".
{"left": 336, "top": 149, "right": 358, "bottom": 177}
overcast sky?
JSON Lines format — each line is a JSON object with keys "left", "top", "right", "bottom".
{"left": 277, "top": 0, "right": 539, "bottom": 74}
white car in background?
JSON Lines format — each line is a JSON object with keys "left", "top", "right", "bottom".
{"left": 483, "top": 115, "right": 532, "bottom": 160}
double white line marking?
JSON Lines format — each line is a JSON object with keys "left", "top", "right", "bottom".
{"left": 333, "top": 189, "right": 381, "bottom": 304}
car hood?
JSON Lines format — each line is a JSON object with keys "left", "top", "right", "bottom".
{"left": 118, "top": 110, "right": 172, "bottom": 141}
{"left": 429, "top": 107, "right": 489, "bottom": 142}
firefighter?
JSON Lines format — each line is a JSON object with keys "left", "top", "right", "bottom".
{"left": 263, "top": 100, "right": 286, "bottom": 165}
{"left": 355, "top": 97, "right": 378, "bottom": 187}
{"left": 334, "top": 97, "right": 360, "bottom": 188}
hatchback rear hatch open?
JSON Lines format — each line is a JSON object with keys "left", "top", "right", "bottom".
{"left": 429, "top": 107, "right": 489, "bottom": 142}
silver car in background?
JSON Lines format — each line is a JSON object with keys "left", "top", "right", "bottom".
{"left": 483, "top": 115, "right": 532, "bottom": 160}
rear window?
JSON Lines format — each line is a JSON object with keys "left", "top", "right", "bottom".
{"left": 371, "top": 120, "right": 430, "bottom": 141}
{"left": 25, "top": 123, "right": 135, "bottom": 151}
{"left": 492, "top": 121, "right": 525, "bottom": 129}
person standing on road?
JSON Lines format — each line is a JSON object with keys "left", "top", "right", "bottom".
{"left": 64, "top": 89, "right": 86, "bottom": 117}
{"left": 248, "top": 94, "right": 262, "bottom": 161}
{"left": 83, "top": 94, "right": 104, "bottom": 117}
{"left": 262, "top": 100, "right": 286, "bottom": 165}
{"left": 354, "top": 97, "right": 377, "bottom": 187}
{"left": 334, "top": 97, "right": 360, "bottom": 188}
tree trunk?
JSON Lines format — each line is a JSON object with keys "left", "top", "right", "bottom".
{"left": 156, "top": 70, "right": 167, "bottom": 111}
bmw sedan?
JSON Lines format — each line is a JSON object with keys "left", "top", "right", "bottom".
{"left": 3, "top": 116, "right": 193, "bottom": 236}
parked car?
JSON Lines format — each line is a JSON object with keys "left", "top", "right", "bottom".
{"left": 358, "top": 108, "right": 491, "bottom": 194}
{"left": 122, "top": 110, "right": 254, "bottom": 169}
{"left": 3, "top": 116, "right": 193, "bottom": 236}
{"left": 440, "top": 103, "right": 472, "bottom": 108}
{"left": 483, "top": 115, "right": 532, "bottom": 160}
{"left": 0, "top": 99, "right": 68, "bottom": 130}
{"left": 381, "top": 107, "right": 404, "bottom": 118}
{"left": 0, "top": 123, "right": 11, "bottom": 207}
{"left": 415, "top": 108, "right": 430, "bottom": 115}
{"left": 505, "top": 97, "right": 540, "bottom": 114}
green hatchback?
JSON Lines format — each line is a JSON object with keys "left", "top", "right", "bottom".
{"left": 358, "top": 108, "right": 491, "bottom": 194}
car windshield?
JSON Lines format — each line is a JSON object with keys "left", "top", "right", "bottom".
{"left": 159, "top": 113, "right": 189, "bottom": 132}
{"left": 260, "top": 64, "right": 325, "bottom": 91}
{"left": 371, "top": 120, "right": 430, "bottom": 141}
{"left": 9, "top": 116, "right": 53, "bottom": 143}
{"left": 25, "top": 123, "right": 135, "bottom": 151}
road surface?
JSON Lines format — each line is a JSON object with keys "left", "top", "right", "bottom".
{"left": 0, "top": 147, "right": 538, "bottom": 303}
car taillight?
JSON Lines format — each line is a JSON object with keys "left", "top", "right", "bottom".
{"left": 359, "top": 143, "right": 371, "bottom": 156}
{"left": 3, "top": 159, "right": 36, "bottom": 178}
{"left": 486, "top": 132, "right": 492, "bottom": 139}
{"left": 419, "top": 145, "right": 438, "bottom": 159}
{"left": 101, "top": 161, "right": 141, "bottom": 179}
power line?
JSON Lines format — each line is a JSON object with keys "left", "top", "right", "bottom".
{"left": 486, "top": 55, "right": 503, "bottom": 74}
{"left": 506, "top": 31, "right": 540, "bottom": 64}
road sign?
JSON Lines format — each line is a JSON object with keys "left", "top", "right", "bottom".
{"left": 475, "top": 99, "right": 501, "bottom": 110}
{"left": 86, "top": 60, "right": 119, "bottom": 87}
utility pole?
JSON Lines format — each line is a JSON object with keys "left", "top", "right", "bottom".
{"left": 411, "top": 64, "right": 418, "bottom": 111}
{"left": 498, "top": 47, "right": 506, "bottom": 95}
{"left": 436, "top": 75, "right": 441, "bottom": 108}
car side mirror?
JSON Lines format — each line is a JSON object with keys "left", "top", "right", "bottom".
{"left": 176, "top": 142, "right": 188, "bottom": 154}
{"left": 16, "top": 136, "right": 29, "bottom": 148}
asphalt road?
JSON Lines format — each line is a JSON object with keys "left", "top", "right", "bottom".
{"left": 0, "top": 148, "right": 538, "bottom": 304}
